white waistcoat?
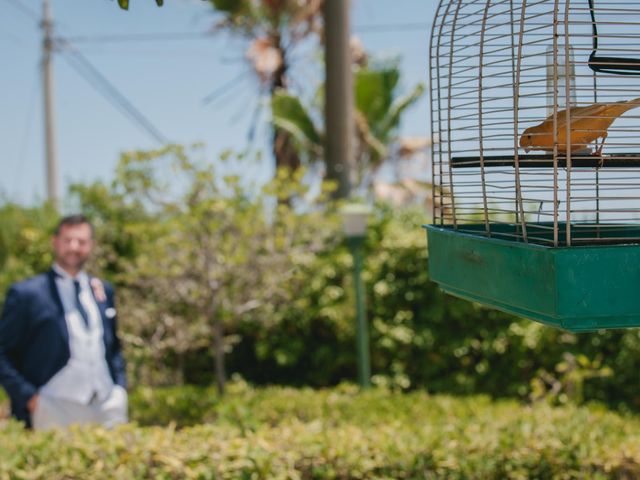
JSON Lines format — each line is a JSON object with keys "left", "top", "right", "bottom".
{"left": 39, "top": 270, "right": 114, "bottom": 404}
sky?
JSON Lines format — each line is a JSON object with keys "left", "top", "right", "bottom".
{"left": 0, "top": 0, "right": 437, "bottom": 205}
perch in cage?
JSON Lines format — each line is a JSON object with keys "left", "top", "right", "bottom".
{"left": 424, "top": 0, "right": 640, "bottom": 331}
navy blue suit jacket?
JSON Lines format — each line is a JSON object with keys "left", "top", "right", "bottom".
{"left": 0, "top": 270, "right": 127, "bottom": 426}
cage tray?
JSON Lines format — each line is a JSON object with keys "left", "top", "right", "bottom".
{"left": 424, "top": 224, "right": 640, "bottom": 332}
{"left": 452, "top": 153, "right": 640, "bottom": 169}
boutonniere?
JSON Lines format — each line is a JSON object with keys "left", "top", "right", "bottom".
{"left": 90, "top": 278, "right": 107, "bottom": 303}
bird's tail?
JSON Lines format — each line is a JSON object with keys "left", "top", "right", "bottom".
{"left": 609, "top": 97, "right": 640, "bottom": 116}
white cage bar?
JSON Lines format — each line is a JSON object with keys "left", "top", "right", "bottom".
{"left": 430, "top": 0, "right": 640, "bottom": 247}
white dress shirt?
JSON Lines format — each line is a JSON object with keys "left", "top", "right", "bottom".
{"left": 39, "top": 264, "right": 114, "bottom": 404}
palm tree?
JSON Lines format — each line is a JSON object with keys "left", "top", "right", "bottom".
{"left": 272, "top": 58, "right": 425, "bottom": 192}
{"left": 208, "top": 0, "right": 324, "bottom": 173}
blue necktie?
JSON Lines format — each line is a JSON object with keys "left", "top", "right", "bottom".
{"left": 73, "top": 280, "right": 90, "bottom": 328}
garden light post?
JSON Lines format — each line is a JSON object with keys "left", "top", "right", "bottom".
{"left": 341, "top": 204, "right": 372, "bottom": 388}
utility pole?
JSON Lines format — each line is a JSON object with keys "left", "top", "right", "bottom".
{"left": 324, "top": 0, "right": 353, "bottom": 199}
{"left": 42, "top": 0, "right": 59, "bottom": 209}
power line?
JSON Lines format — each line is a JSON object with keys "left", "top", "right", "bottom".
{"left": 4, "top": 0, "right": 168, "bottom": 145}
{"left": 355, "top": 22, "right": 430, "bottom": 33}
{"left": 59, "top": 23, "right": 430, "bottom": 45}
{"left": 60, "top": 48, "right": 232, "bottom": 57}
{"left": 202, "top": 68, "right": 252, "bottom": 106}
{"left": 4, "top": 1, "right": 429, "bottom": 43}
{"left": 61, "top": 32, "right": 215, "bottom": 44}
{"left": 4, "top": 2, "right": 426, "bottom": 148}
{"left": 3, "top": 0, "right": 39, "bottom": 23}
{"left": 57, "top": 38, "right": 169, "bottom": 144}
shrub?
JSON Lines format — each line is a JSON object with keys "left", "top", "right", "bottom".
{"left": 3, "top": 148, "right": 640, "bottom": 410}
{"left": 1, "top": 384, "right": 640, "bottom": 479}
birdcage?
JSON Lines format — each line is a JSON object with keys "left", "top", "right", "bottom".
{"left": 425, "top": 0, "right": 640, "bottom": 331}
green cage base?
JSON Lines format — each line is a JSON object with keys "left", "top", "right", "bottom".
{"left": 424, "top": 224, "right": 640, "bottom": 332}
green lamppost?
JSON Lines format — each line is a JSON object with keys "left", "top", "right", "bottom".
{"left": 341, "top": 204, "right": 372, "bottom": 388}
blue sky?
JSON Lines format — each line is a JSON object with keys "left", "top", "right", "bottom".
{"left": 0, "top": 0, "right": 437, "bottom": 205}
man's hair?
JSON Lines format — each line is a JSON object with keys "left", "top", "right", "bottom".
{"left": 54, "top": 214, "right": 94, "bottom": 237}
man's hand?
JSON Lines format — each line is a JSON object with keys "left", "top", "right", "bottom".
{"left": 27, "top": 394, "right": 39, "bottom": 413}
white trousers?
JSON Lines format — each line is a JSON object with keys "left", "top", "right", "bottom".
{"left": 31, "top": 385, "right": 128, "bottom": 430}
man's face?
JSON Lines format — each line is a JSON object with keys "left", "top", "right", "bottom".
{"left": 52, "top": 223, "right": 94, "bottom": 275}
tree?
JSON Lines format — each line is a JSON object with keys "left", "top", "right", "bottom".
{"left": 0, "top": 203, "right": 57, "bottom": 304}
{"left": 116, "top": 0, "right": 164, "bottom": 10}
{"left": 207, "top": 0, "right": 324, "bottom": 174}
{"left": 272, "top": 58, "right": 425, "bottom": 192}
{"left": 115, "top": 0, "right": 323, "bottom": 176}
{"left": 102, "top": 145, "right": 336, "bottom": 393}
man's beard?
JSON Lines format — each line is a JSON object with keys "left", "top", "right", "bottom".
{"left": 57, "top": 253, "right": 89, "bottom": 271}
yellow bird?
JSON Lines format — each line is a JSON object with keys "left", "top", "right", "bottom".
{"left": 519, "top": 97, "right": 640, "bottom": 155}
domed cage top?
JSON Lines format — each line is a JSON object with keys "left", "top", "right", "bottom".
{"left": 425, "top": 0, "right": 640, "bottom": 331}
{"left": 431, "top": 0, "right": 640, "bottom": 246}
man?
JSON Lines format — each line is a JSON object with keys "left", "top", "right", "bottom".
{"left": 0, "top": 214, "right": 127, "bottom": 429}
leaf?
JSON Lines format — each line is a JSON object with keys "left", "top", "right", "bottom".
{"left": 354, "top": 66, "right": 400, "bottom": 134}
{"left": 379, "top": 83, "right": 425, "bottom": 137}
{"left": 118, "top": 0, "right": 163, "bottom": 10}
{"left": 211, "top": 0, "right": 244, "bottom": 14}
{"left": 355, "top": 111, "right": 386, "bottom": 162}
{"left": 271, "top": 90, "right": 322, "bottom": 154}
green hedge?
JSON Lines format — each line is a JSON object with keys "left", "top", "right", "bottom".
{"left": 1, "top": 384, "right": 640, "bottom": 479}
